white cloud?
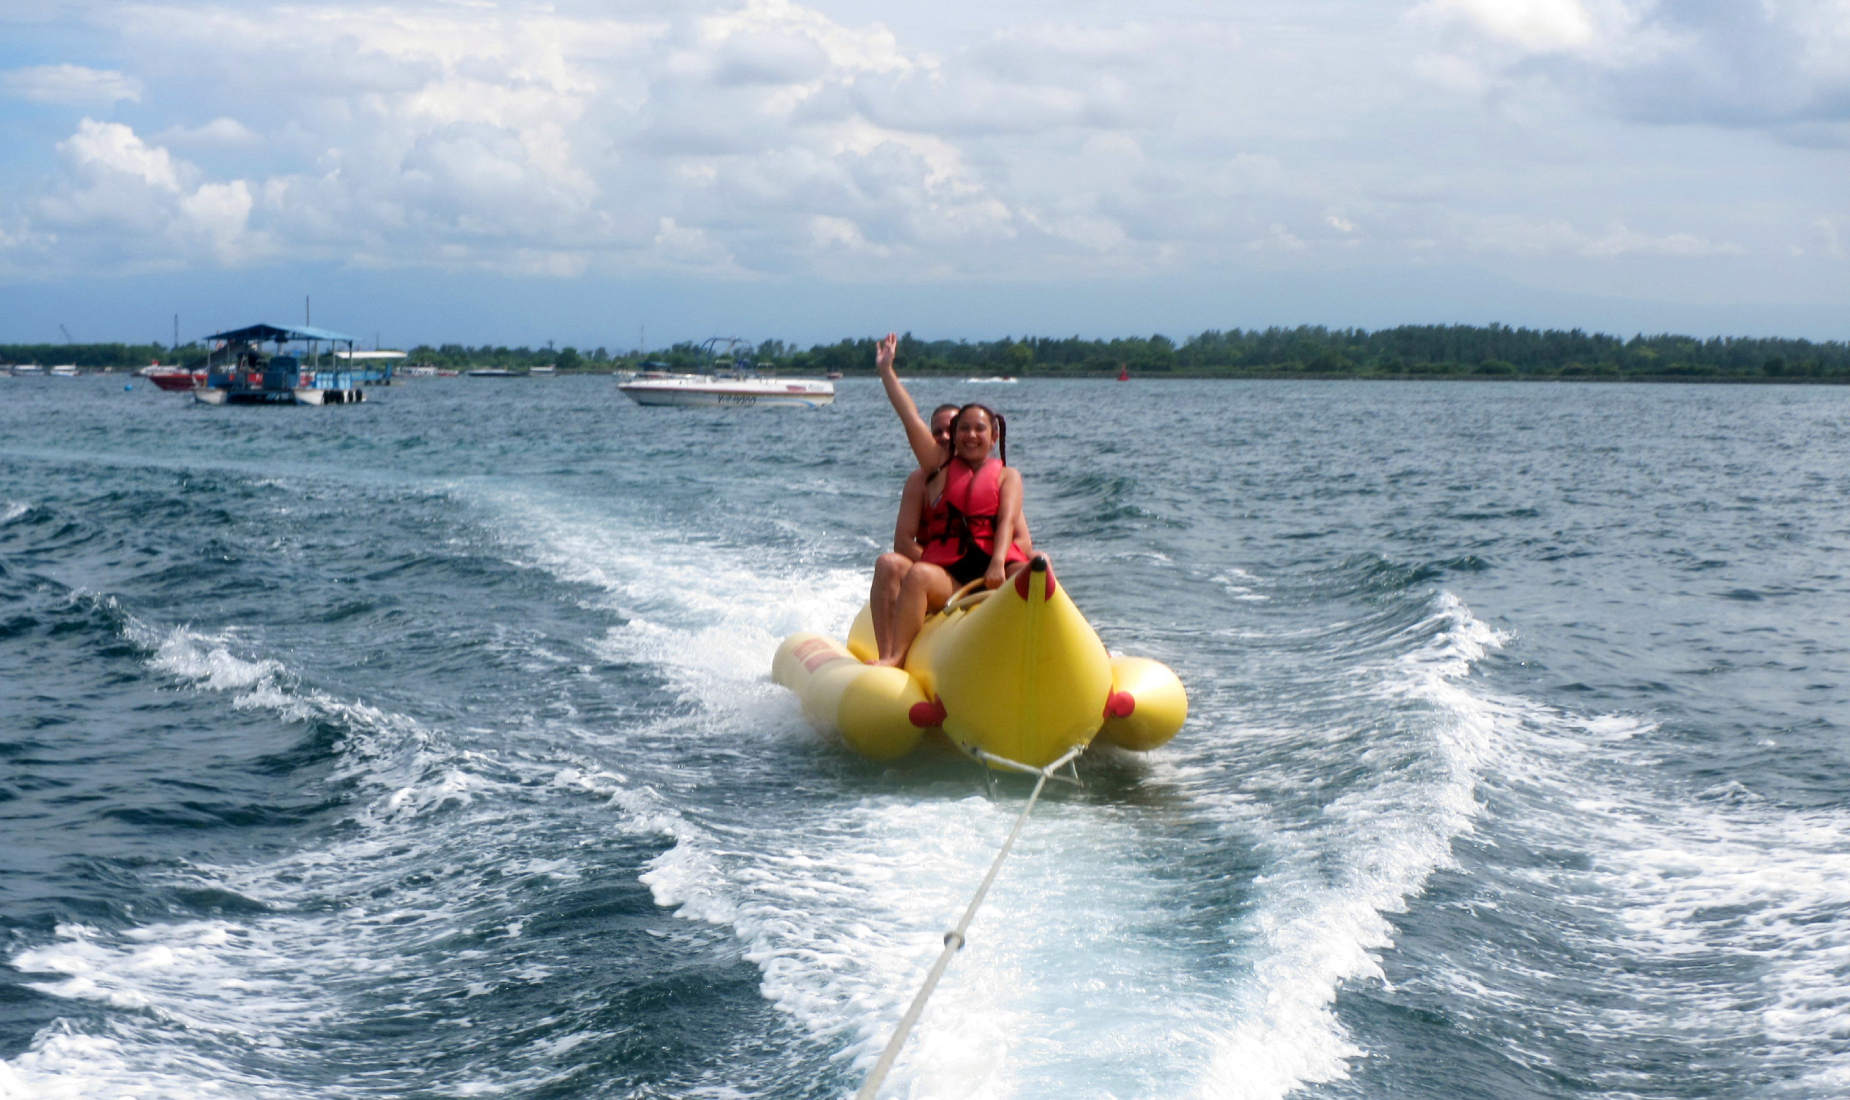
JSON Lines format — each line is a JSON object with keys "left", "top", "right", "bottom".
{"left": 0, "top": 0, "right": 1837, "bottom": 299}
{"left": 1456, "top": 213, "right": 1746, "bottom": 258}
{"left": 35, "top": 118, "right": 265, "bottom": 268}
{"left": 1, "top": 63, "right": 142, "bottom": 105}
{"left": 62, "top": 118, "right": 183, "bottom": 191}
{"left": 1416, "top": 0, "right": 1598, "bottom": 51}
{"left": 1414, "top": 0, "right": 1850, "bottom": 126}
{"left": 156, "top": 117, "right": 259, "bottom": 147}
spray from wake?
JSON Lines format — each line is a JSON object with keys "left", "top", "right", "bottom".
{"left": 483, "top": 491, "right": 1527, "bottom": 1099}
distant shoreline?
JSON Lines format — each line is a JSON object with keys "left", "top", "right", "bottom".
{"left": 8, "top": 322, "right": 1846, "bottom": 384}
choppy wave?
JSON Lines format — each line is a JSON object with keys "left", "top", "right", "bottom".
{"left": 4, "top": 600, "right": 669, "bottom": 1100}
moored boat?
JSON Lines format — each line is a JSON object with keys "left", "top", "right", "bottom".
{"left": 148, "top": 370, "right": 206, "bottom": 391}
{"left": 618, "top": 337, "right": 834, "bottom": 409}
{"left": 773, "top": 557, "right": 1186, "bottom": 768}
{"left": 195, "top": 323, "right": 371, "bottom": 406}
{"left": 333, "top": 349, "right": 406, "bottom": 385}
{"left": 618, "top": 374, "right": 835, "bottom": 408}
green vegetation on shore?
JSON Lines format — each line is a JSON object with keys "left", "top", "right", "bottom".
{"left": 7, "top": 324, "right": 1846, "bottom": 381}
{"left": 797, "top": 326, "right": 1850, "bottom": 381}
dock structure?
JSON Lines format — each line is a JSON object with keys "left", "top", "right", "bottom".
{"left": 197, "top": 324, "right": 392, "bottom": 405}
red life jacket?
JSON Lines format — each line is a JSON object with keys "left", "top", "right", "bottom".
{"left": 917, "top": 486, "right": 953, "bottom": 549}
{"left": 920, "top": 458, "right": 1028, "bottom": 567}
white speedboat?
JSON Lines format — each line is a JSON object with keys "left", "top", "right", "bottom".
{"left": 618, "top": 373, "right": 835, "bottom": 408}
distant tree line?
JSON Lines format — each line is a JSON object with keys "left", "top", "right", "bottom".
{"left": 0, "top": 342, "right": 187, "bottom": 369}
{"left": 790, "top": 325, "right": 1850, "bottom": 381}
{"left": 6, "top": 325, "right": 1846, "bottom": 381}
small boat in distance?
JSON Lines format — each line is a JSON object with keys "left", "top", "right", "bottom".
{"left": 619, "top": 374, "right": 836, "bottom": 408}
{"left": 49, "top": 365, "right": 79, "bottom": 377}
{"left": 10, "top": 364, "right": 44, "bottom": 377}
{"left": 146, "top": 366, "right": 206, "bottom": 391}
{"left": 466, "top": 368, "right": 521, "bottom": 378}
{"left": 962, "top": 376, "right": 1017, "bottom": 385}
{"left": 618, "top": 338, "right": 834, "bottom": 408}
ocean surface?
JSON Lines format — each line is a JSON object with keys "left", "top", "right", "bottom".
{"left": 2, "top": 373, "right": 1847, "bottom": 1100}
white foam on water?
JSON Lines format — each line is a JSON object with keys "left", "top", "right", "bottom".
{"left": 643, "top": 791, "right": 1232, "bottom": 1099}
{"left": 2, "top": 760, "right": 662, "bottom": 1100}
{"left": 126, "top": 619, "right": 309, "bottom": 718}
{"left": 481, "top": 490, "right": 1531, "bottom": 1098}
{"left": 485, "top": 490, "right": 1259, "bottom": 1094}
{"left": 1439, "top": 691, "right": 1850, "bottom": 1091}
{"left": 0, "top": 500, "right": 29, "bottom": 525}
{"left": 1, "top": 601, "right": 674, "bottom": 1100}
{"left": 1215, "top": 567, "right": 1271, "bottom": 602}
{"left": 479, "top": 485, "right": 869, "bottom": 745}
{"left": 1184, "top": 591, "right": 1507, "bottom": 1100}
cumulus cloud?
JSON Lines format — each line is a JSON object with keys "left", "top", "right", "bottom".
{"left": 1414, "top": 0, "right": 1850, "bottom": 127}
{"left": 36, "top": 119, "right": 264, "bottom": 267}
{"left": 0, "top": 0, "right": 1837, "bottom": 289}
{"left": 1, "top": 63, "right": 142, "bottom": 105}
{"left": 1417, "top": 0, "right": 1601, "bottom": 51}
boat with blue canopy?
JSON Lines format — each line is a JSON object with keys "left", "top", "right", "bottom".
{"left": 195, "top": 323, "right": 389, "bottom": 405}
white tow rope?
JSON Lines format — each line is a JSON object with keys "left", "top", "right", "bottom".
{"left": 853, "top": 744, "right": 1086, "bottom": 1100}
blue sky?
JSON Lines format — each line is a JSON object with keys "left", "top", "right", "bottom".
{"left": 1, "top": 0, "right": 1844, "bottom": 348}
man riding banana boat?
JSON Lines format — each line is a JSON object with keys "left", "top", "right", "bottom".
{"left": 773, "top": 334, "right": 1186, "bottom": 770}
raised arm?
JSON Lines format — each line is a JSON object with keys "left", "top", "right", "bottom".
{"left": 875, "top": 332, "right": 947, "bottom": 470}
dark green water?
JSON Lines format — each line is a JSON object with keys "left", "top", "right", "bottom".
{"left": 2, "top": 375, "right": 1847, "bottom": 1099}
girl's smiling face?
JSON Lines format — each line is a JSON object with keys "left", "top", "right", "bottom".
{"left": 954, "top": 407, "right": 996, "bottom": 464}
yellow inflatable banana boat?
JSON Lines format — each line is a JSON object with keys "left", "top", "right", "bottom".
{"left": 772, "top": 558, "right": 1186, "bottom": 768}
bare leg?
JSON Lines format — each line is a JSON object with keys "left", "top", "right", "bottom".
{"left": 869, "top": 553, "right": 913, "bottom": 662}
{"left": 876, "top": 562, "right": 955, "bottom": 666}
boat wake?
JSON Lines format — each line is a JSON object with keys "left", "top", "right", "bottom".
{"left": 15, "top": 480, "right": 1837, "bottom": 1100}
{"left": 3, "top": 605, "right": 675, "bottom": 1100}
{"left": 475, "top": 493, "right": 1526, "bottom": 1099}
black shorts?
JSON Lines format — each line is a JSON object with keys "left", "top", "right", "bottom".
{"left": 944, "top": 549, "right": 991, "bottom": 587}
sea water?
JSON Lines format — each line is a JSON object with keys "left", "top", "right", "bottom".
{"left": 1, "top": 375, "right": 1847, "bottom": 1099}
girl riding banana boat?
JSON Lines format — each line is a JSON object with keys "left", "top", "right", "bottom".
{"left": 773, "top": 334, "right": 1186, "bottom": 769}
